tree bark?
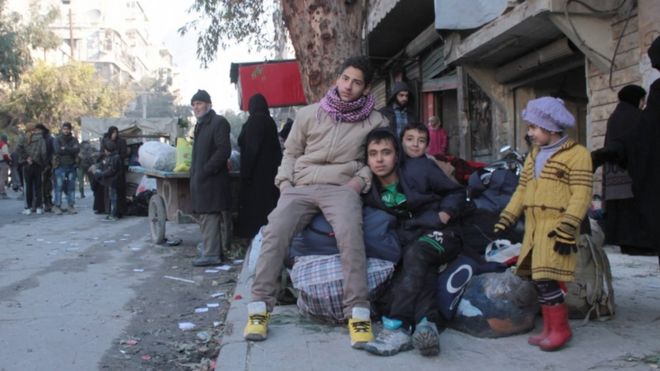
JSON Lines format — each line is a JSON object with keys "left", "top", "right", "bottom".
{"left": 280, "top": 0, "right": 367, "bottom": 102}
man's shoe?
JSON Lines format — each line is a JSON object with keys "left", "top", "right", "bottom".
{"left": 68, "top": 206, "right": 77, "bottom": 214}
{"left": 21, "top": 208, "right": 31, "bottom": 215}
{"left": 192, "top": 256, "right": 222, "bottom": 267}
{"left": 364, "top": 327, "right": 413, "bottom": 356}
{"left": 412, "top": 318, "right": 440, "bottom": 357}
{"left": 53, "top": 206, "right": 63, "bottom": 215}
{"left": 244, "top": 301, "right": 269, "bottom": 341}
{"left": 36, "top": 208, "right": 44, "bottom": 215}
{"left": 349, "top": 307, "right": 374, "bottom": 349}
{"left": 105, "top": 215, "right": 118, "bottom": 221}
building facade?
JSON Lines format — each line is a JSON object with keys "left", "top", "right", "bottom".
{"left": 367, "top": 0, "right": 659, "bottom": 190}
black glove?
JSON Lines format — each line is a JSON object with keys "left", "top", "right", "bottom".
{"left": 548, "top": 223, "right": 578, "bottom": 255}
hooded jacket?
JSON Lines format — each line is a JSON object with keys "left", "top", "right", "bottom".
{"left": 379, "top": 81, "right": 417, "bottom": 136}
{"left": 17, "top": 131, "right": 48, "bottom": 166}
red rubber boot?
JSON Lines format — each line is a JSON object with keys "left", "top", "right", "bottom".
{"left": 527, "top": 305, "right": 550, "bottom": 346}
{"left": 539, "top": 303, "right": 572, "bottom": 351}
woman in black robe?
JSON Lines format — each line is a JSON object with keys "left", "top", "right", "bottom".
{"left": 592, "top": 85, "right": 651, "bottom": 253}
{"left": 237, "top": 94, "right": 283, "bottom": 238}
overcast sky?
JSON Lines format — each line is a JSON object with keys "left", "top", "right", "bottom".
{"left": 141, "top": 1, "right": 269, "bottom": 112}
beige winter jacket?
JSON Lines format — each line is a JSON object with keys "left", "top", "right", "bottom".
{"left": 275, "top": 103, "right": 389, "bottom": 193}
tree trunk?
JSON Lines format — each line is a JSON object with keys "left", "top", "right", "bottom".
{"left": 280, "top": 0, "right": 367, "bottom": 102}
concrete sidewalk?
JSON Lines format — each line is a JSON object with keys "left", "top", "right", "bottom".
{"left": 216, "top": 248, "right": 660, "bottom": 371}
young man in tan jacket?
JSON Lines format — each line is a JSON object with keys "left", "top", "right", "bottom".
{"left": 244, "top": 56, "right": 389, "bottom": 349}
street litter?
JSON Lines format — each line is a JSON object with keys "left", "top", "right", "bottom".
{"left": 131, "top": 247, "right": 142, "bottom": 251}
{"left": 120, "top": 238, "right": 128, "bottom": 241}
{"left": 59, "top": 241, "right": 67, "bottom": 244}
{"left": 211, "top": 292, "right": 225, "bottom": 298}
{"left": 178, "top": 322, "right": 196, "bottom": 331}
{"left": 194, "top": 307, "right": 209, "bottom": 313}
{"left": 104, "top": 240, "right": 116, "bottom": 244}
{"left": 234, "top": 294, "right": 242, "bottom": 300}
{"left": 133, "top": 269, "right": 145, "bottom": 272}
{"left": 213, "top": 321, "right": 223, "bottom": 327}
{"left": 205, "top": 269, "right": 219, "bottom": 274}
{"left": 120, "top": 339, "right": 139, "bottom": 346}
{"left": 217, "top": 265, "right": 232, "bottom": 271}
{"left": 163, "top": 275, "right": 196, "bottom": 284}
{"left": 166, "top": 238, "right": 183, "bottom": 246}
{"left": 196, "top": 331, "right": 211, "bottom": 342}
{"left": 123, "top": 234, "right": 130, "bottom": 237}
{"left": 206, "top": 303, "right": 220, "bottom": 308}
{"left": 233, "top": 259, "right": 244, "bottom": 265}
{"left": 37, "top": 238, "right": 44, "bottom": 242}
{"left": 141, "top": 354, "right": 152, "bottom": 361}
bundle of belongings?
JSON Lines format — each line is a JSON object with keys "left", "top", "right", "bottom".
{"left": 248, "top": 178, "right": 613, "bottom": 335}
{"left": 287, "top": 207, "right": 400, "bottom": 323}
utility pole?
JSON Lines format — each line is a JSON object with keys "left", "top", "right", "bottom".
{"left": 62, "top": 0, "right": 74, "bottom": 60}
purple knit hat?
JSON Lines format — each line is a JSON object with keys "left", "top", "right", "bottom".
{"left": 522, "top": 97, "right": 575, "bottom": 133}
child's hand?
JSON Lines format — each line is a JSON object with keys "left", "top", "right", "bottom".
{"left": 493, "top": 216, "right": 513, "bottom": 236}
{"left": 548, "top": 224, "right": 578, "bottom": 255}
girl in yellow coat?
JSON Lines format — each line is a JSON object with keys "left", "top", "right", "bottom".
{"left": 494, "top": 97, "right": 592, "bottom": 351}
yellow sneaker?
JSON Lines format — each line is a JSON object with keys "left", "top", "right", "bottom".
{"left": 244, "top": 301, "right": 270, "bottom": 341}
{"left": 349, "top": 307, "right": 373, "bottom": 349}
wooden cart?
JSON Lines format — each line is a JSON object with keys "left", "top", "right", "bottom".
{"left": 129, "top": 166, "right": 193, "bottom": 244}
{"left": 129, "top": 166, "right": 239, "bottom": 250}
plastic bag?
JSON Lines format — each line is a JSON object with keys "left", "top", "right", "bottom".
{"left": 135, "top": 175, "right": 157, "bottom": 195}
{"left": 138, "top": 141, "right": 176, "bottom": 171}
{"left": 173, "top": 138, "right": 192, "bottom": 172}
{"left": 450, "top": 270, "right": 538, "bottom": 338}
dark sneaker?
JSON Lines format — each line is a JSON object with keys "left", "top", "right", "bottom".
{"left": 412, "top": 318, "right": 440, "bottom": 357}
{"left": 192, "top": 256, "right": 222, "bottom": 267}
{"left": 364, "top": 327, "right": 413, "bottom": 356}
{"left": 68, "top": 206, "right": 77, "bottom": 214}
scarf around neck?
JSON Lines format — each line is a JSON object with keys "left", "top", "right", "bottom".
{"left": 320, "top": 88, "right": 375, "bottom": 123}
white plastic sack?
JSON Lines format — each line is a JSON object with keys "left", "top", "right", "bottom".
{"left": 485, "top": 239, "right": 521, "bottom": 265}
{"left": 138, "top": 141, "right": 176, "bottom": 171}
{"left": 247, "top": 227, "right": 265, "bottom": 277}
{"left": 135, "top": 175, "right": 157, "bottom": 195}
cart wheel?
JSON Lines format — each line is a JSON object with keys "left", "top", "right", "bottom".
{"left": 149, "top": 194, "right": 167, "bottom": 244}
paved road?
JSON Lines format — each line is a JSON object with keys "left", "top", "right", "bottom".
{"left": 0, "top": 191, "right": 160, "bottom": 370}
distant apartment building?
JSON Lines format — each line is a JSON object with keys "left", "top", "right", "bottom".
{"left": 7, "top": 0, "right": 179, "bottom": 97}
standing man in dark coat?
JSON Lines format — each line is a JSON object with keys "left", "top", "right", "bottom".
{"left": 629, "top": 35, "right": 660, "bottom": 255}
{"left": 189, "top": 89, "right": 232, "bottom": 266}
{"left": 237, "top": 93, "right": 283, "bottom": 239}
{"left": 36, "top": 124, "right": 54, "bottom": 212}
{"left": 592, "top": 85, "right": 650, "bottom": 253}
{"left": 380, "top": 81, "right": 416, "bottom": 137}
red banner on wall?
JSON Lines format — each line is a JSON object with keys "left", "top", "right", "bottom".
{"left": 236, "top": 60, "right": 307, "bottom": 111}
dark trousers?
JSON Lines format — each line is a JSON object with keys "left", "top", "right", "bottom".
{"left": 23, "top": 163, "right": 43, "bottom": 209}
{"left": 42, "top": 165, "right": 53, "bottom": 208}
{"left": 389, "top": 229, "right": 461, "bottom": 329}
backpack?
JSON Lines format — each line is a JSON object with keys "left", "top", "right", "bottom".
{"left": 565, "top": 218, "right": 615, "bottom": 320}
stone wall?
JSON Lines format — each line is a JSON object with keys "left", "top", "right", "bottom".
{"left": 586, "top": 9, "right": 642, "bottom": 193}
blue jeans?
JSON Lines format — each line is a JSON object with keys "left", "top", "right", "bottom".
{"left": 54, "top": 165, "right": 77, "bottom": 207}
{"left": 109, "top": 186, "right": 118, "bottom": 217}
